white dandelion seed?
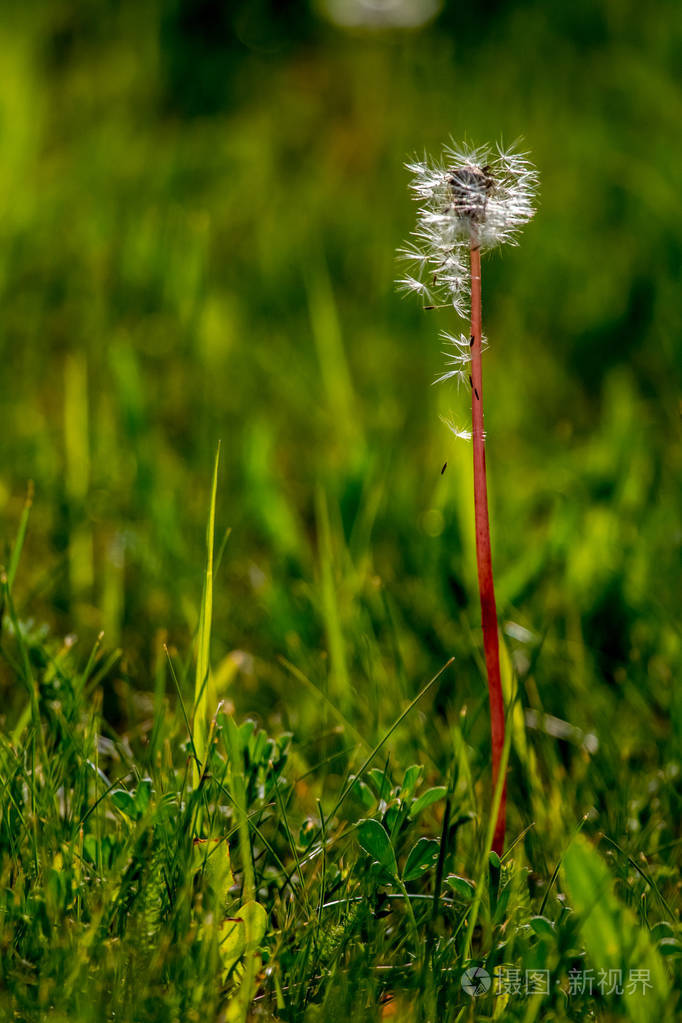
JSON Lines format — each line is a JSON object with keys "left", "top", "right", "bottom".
{"left": 432, "top": 331, "right": 489, "bottom": 388}
{"left": 396, "top": 274, "right": 434, "bottom": 305}
{"left": 439, "top": 414, "right": 473, "bottom": 443}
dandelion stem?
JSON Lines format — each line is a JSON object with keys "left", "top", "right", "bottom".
{"left": 469, "top": 242, "right": 506, "bottom": 856}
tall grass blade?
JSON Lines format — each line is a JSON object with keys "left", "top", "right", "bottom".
{"left": 6, "top": 480, "right": 33, "bottom": 593}
{"left": 315, "top": 486, "right": 350, "bottom": 703}
{"left": 193, "top": 443, "right": 220, "bottom": 784}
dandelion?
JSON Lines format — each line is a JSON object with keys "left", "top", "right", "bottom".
{"left": 399, "top": 139, "right": 538, "bottom": 855}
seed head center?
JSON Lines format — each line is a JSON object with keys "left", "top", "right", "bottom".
{"left": 446, "top": 164, "right": 494, "bottom": 223}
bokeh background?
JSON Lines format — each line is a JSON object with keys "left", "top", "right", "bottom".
{"left": 0, "top": 0, "right": 680, "bottom": 820}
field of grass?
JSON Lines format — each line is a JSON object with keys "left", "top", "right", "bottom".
{"left": 0, "top": 1, "right": 681, "bottom": 1020}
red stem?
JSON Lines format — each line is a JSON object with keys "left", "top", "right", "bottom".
{"left": 469, "top": 243, "right": 506, "bottom": 856}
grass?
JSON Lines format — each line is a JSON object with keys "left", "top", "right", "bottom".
{"left": 0, "top": 1, "right": 681, "bottom": 1020}
{"left": 1, "top": 459, "right": 680, "bottom": 1020}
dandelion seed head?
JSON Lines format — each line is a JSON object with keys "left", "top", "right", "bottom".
{"left": 398, "top": 139, "right": 536, "bottom": 441}
{"left": 397, "top": 140, "right": 538, "bottom": 310}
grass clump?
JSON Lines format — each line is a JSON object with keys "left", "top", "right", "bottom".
{"left": 1, "top": 483, "right": 680, "bottom": 1021}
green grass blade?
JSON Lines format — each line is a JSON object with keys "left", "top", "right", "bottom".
{"left": 6, "top": 480, "right": 33, "bottom": 593}
{"left": 462, "top": 704, "right": 513, "bottom": 961}
{"left": 315, "top": 486, "right": 350, "bottom": 703}
{"left": 327, "top": 656, "right": 454, "bottom": 825}
{"left": 193, "top": 443, "right": 220, "bottom": 782}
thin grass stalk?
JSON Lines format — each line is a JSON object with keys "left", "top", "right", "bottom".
{"left": 193, "top": 443, "right": 220, "bottom": 789}
{"left": 469, "top": 242, "right": 506, "bottom": 855}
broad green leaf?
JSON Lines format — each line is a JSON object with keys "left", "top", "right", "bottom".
{"left": 239, "top": 719, "right": 256, "bottom": 747}
{"left": 221, "top": 900, "right": 268, "bottom": 1021}
{"left": 110, "top": 789, "right": 137, "bottom": 819}
{"left": 403, "top": 837, "right": 440, "bottom": 881}
{"left": 357, "top": 819, "right": 398, "bottom": 880}
{"left": 445, "top": 874, "right": 475, "bottom": 899}
{"left": 492, "top": 884, "right": 510, "bottom": 924}
{"left": 562, "top": 837, "right": 624, "bottom": 965}
{"left": 409, "top": 786, "right": 447, "bottom": 819}
{"left": 83, "top": 835, "right": 98, "bottom": 863}
{"left": 367, "top": 768, "right": 391, "bottom": 798}
{"left": 251, "top": 729, "right": 267, "bottom": 764}
{"left": 135, "top": 777, "right": 152, "bottom": 815}
{"left": 240, "top": 900, "right": 267, "bottom": 952}
{"left": 218, "top": 900, "right": 267, "bottom": 977}
{"left": 349, "top": 776, "right": 375, "bottom": 809}
{"left": 225, "top": 714, "right": 257, "bottom": 905}
{"left": 650, "top": 922, "right": 673, "bottom": 942}
{"left": 562, "top": 835, "right": 669, "bottom": 1023}
{"left": 384, "top": 804, "right": 403, "bottom": 834}
{"left": 83, "top": 834, "right": 114, "bottom": 868}
{"left": 529, "top": 915, "right": 555, "bottom": 939}
{"left": 401, "top": 764, "right": 423, "bottom": 800}
{"left": 193, "top": 837, "right": 234, "bottom": 896}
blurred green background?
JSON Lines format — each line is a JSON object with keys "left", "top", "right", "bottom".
{"left": 0, "top": 0, "right": 680, "bottom": 794}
